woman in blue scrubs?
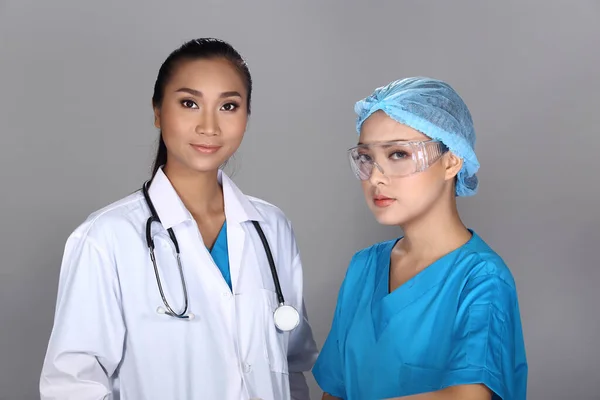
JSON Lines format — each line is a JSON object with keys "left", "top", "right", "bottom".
{"left": 313, "top": 77, "right": 527, "bottom": 400}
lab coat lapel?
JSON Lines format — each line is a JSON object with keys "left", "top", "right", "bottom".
{"left": 227, "top": 221, "right": 246, "bottom": 293}
{"left": 147, "top": 168, "right": 192, "bottom": 229}
{"left": 219, "top": 170, "right": 263, "bottom": 293}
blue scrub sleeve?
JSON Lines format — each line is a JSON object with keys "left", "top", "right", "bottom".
{"left": 312, "top": 285, "right": 347, "bottom": 398}
{"left": 442, "top": 273, "right": 523, "bottom": 399}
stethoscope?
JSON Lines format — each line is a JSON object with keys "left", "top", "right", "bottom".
{"left": 142, "top": 181, "right": 300, "bottom": 332}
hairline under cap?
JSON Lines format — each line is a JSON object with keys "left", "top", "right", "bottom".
{"left": 356, "top": 105, "right": 479, "bottom": 169}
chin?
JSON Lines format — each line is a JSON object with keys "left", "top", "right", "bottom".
{"left": 173, "top": 159, "right": 222, "bottom": 175}
{"left": 188, "top": 152, "right": 231, "bottom": 169}
{"left": 373, "top": 214, "right": 404, "bottom": 226}
{"left": 369, "top": 204, "right": 407, "bottom": 226}
{"left": 192, "top": 163, "right": 224, "bottom": 173}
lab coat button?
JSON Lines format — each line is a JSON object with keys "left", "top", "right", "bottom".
{"left": 243, "top": 362, "right": 252, "bottom": 373}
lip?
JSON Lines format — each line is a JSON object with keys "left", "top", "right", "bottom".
{"left": 373, "top": 195, "right": 395, "bottom": 208}
{"left": 190, "top": 144, "right": 222, "bottom": 154}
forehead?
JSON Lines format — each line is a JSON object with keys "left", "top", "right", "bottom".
{"left": 166, "top": 58, "right": 247, "bottom": 95}
{"left": 359, "top": 110, "right": 429, "bottom": 144}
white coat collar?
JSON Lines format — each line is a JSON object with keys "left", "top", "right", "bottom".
{"left": 147, "top": 167, "right": 263, "bottom": 230}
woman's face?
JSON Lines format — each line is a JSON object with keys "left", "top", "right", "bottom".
{"left": 358, "top": 111, "right": 460, "bottom": 226}
{"left": 154, "top": 57, "right": 248, "bottom": 175}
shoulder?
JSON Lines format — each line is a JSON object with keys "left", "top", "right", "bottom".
{"left": 342, "top": 238, "right": 398, "bottom": 286}
{"left": 67, "top": 190, "right": 145, "bottom": 249}
{"left": 460, "top": 233, "right": 517, "bottom": 288}
{"left": 454, "top": 232, "right": 520, "bottom": 309}
{"left": 247, "top": 195, "right": 293, "bottom": 230}
{"left": 351, "top": 238, "right": 397, "bottom": 268}
{"left": 222, "top": 172, "right": 293, "bottom": 235}
{"left": 244, "top": 195, "right": 303, "bottom": 262}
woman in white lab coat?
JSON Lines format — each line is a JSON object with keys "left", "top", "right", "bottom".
{"left": 40, "top": 38, "right": 318, "bottom": 400}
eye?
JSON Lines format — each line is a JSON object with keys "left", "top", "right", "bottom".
{"left": 389, "top": 151, "right": 409, "bottom": 160}
{"left": 220, "top": 102, "right": 239, "bottom": 112}
{"left": 181, "top": 99, "right": 198, "bottom": 109}
{"left": 356, "top": 153, "right": 372, "bottom": 163}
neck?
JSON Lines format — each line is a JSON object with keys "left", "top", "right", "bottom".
{"left": 398, "top": 195, "right": 471, "bottom": 259}
{"left": 162, "top": 163, "right": 224, "bottom": 217}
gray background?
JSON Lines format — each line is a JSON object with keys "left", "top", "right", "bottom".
{"left": 1, "top": 1, "right": 599, "bottom": 399}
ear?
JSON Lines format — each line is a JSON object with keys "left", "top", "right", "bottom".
{"left": 153, "top": 106, "right": 161, "bottom": 129}
{"left": 443, "top": 151, "right": 463, "bottom": 181}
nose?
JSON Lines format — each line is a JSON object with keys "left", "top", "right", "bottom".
{"left": 368, "top": 162, "right": 388, "bottom": 186}
{"left": 195, "top": 108, "right": 220, "bottom": 136}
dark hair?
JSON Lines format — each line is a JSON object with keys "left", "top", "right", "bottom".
{"left": 150, "top": 38, "right": 252, "bottom": 177}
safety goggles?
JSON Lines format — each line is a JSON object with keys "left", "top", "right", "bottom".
{"left": 347, "top": 139, "right": 448, "bottom": 181}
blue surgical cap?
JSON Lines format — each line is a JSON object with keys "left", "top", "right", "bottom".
{"left": 354, "top": 77, "right": 480, "bottom": 197}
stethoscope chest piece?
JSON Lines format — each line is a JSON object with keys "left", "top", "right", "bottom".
{"left": 273, "top": 304, "right": 300, "bottom": 332}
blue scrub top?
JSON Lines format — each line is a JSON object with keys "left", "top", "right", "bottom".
{"left": 209, "top": 221, "right": 232, "bottom": 291}
{"left": 312, "top": 230, "right": 527, "bottom": 400}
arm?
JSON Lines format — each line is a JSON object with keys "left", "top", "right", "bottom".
{"left": 285, "top": 226, "right": 318, "bottom": 400}
{"left": 321, "top": 379, "right": 491, "bottom": 400}
{"left": 393, "top": 271, "right": 525, "bottom": 400}
{"left": 384, "top": 384, "right": 491, "bottom": 399}
{"left": 289, "top": 372, "right": 311, "bottom": 400}
{"left": 312, "top": 265, "right": 350, "bottom": 400}
{"left": 319, "top": 377, "right": 492, "bottom": 400}
{"left": 287, "top": 292, "right": 318, "bottom": 400}
{"left": 40, "top": 234, "right": 125, "bottom": 400}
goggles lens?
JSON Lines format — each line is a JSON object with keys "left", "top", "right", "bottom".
{"left": 348, "top": 140, "right": 448, "bottom": 180}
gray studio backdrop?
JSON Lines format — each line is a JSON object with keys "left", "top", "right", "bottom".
{"left": 1, "top": 1, "right": 599, "bottom": 399}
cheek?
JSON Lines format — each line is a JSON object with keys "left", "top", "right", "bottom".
{"left": 361, "top": 181, "right": 372, "bottom": 200}
{"left": 221, "top": 115, "right": 248, "bottom": 139}
{"left": 390, "top": 172, "right": 440, "bottom": 201}
{"left": 160, "top": 106, "right": 194, "bottom": 137}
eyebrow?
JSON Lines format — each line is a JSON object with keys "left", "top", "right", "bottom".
{"left": 175, "top": 87, "right": 243, "bottom": 98}
{"left": 356, "top": 139, "right": 418, "bottom": 146}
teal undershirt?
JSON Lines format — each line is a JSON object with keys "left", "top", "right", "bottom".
{"left": 208, "top": 221, "right": 232, "bottom": 291}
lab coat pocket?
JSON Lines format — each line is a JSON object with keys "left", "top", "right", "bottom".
{"left": 261, "top": 289, "right": 289, "bottom": 375}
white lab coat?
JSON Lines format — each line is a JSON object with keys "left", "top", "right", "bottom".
{"left": 40, "top": 168, "right": 318, "bottom": 400}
